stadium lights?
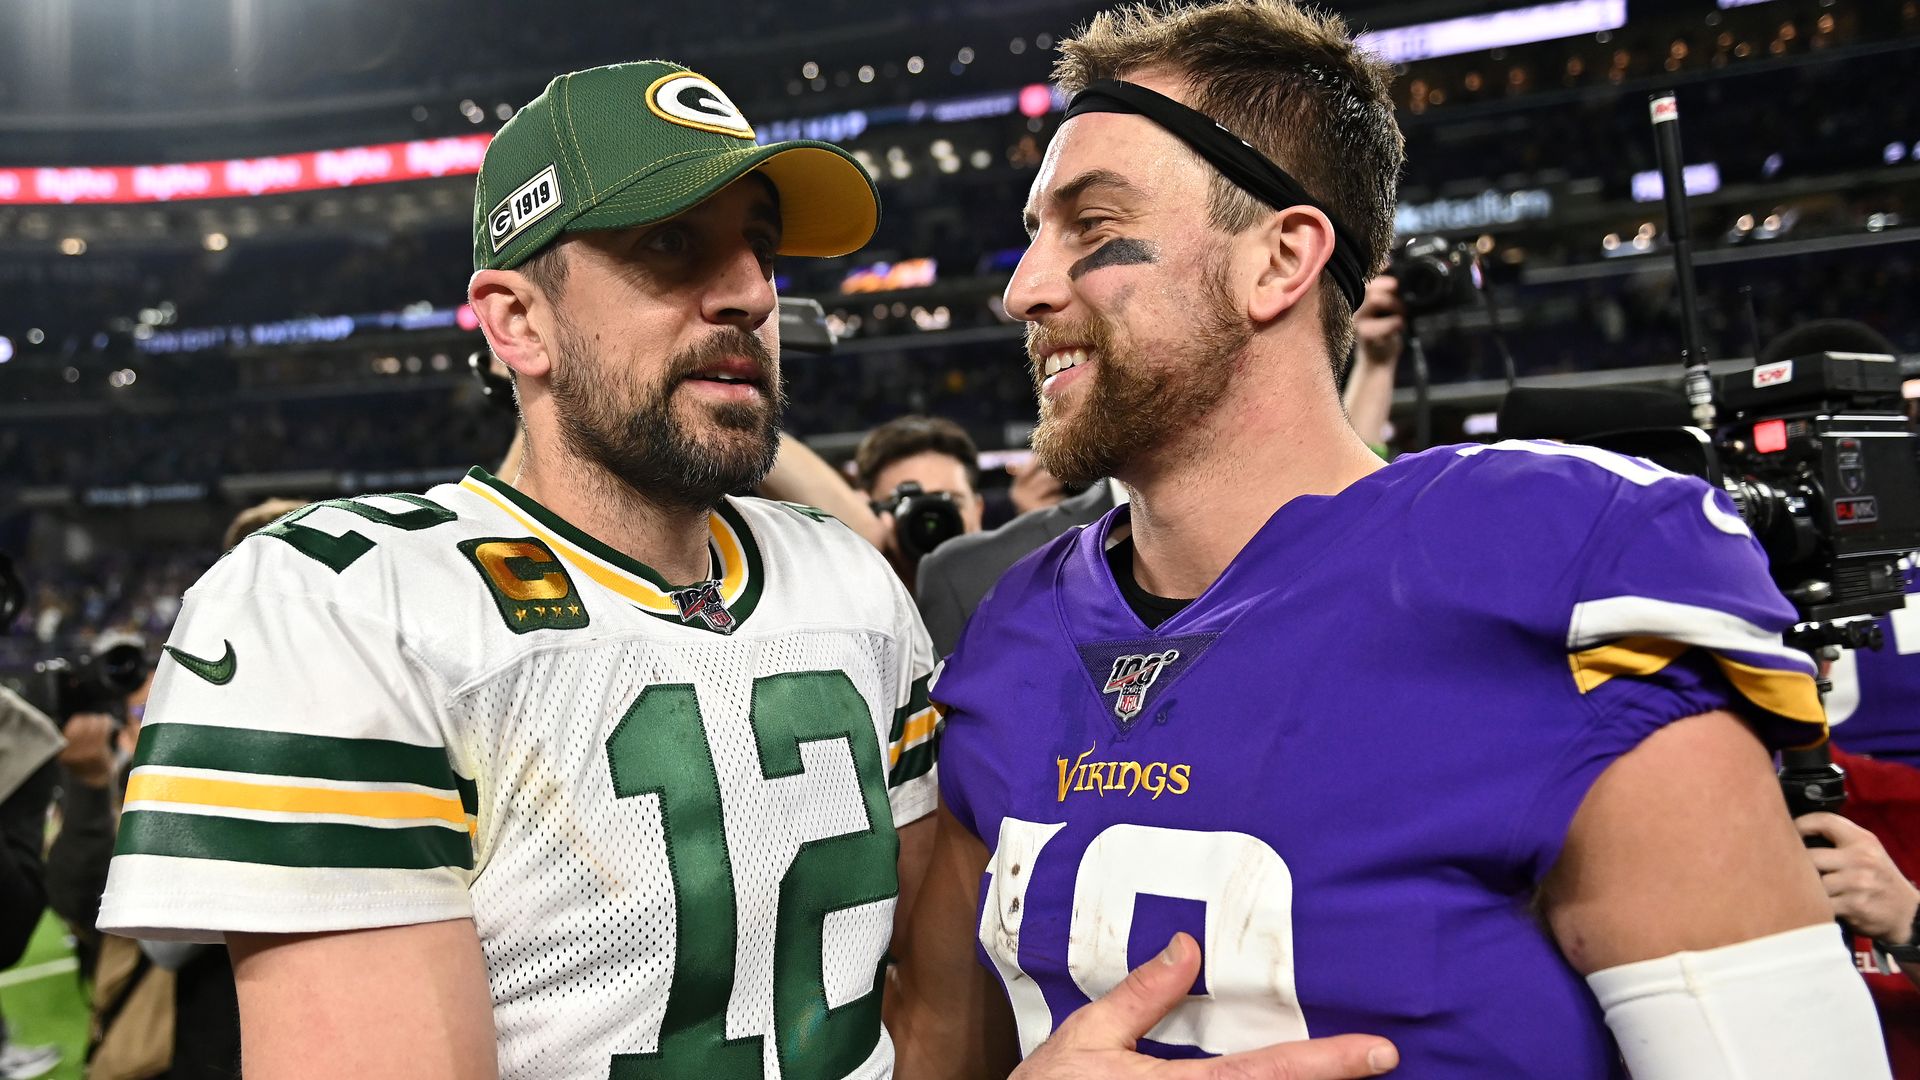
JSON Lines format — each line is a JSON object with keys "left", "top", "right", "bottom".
{"left": 858, "top": 66, "right": 875, "bottom": 84}
{"left": 907, "top": 56, "right": 925, "bottom": 74}
{"left": 26, "top": 329, "right": 44, "bottom": 345}
{"left": 803, "top": 61, "right": 820, "bottom": 79}
{"left": 0, "top": 336, "right": 12, "bottom": 364}
{"left": 59, "top": 237, "right": 86, "bottom": 255}
{"left": 1355, "top": 0, "right": 1626, "bottom": 65}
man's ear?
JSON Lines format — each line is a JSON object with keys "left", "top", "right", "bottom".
{"left": 469, "top": 267, "right": 554, "bottom": 379}
{"left": 1243, "top": 205, "right": 1336, "bottom": 326}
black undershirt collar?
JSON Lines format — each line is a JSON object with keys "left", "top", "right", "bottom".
{"left": 1105, "top": 535, "right": 1193, "bottom": 630}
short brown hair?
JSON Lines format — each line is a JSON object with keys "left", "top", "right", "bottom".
{"left": 1055, "top": 0, "right": 1404, "bottom": 378}
{"left": 855, "top": 416, "right": 982, "bottom": 497}
{"left": 222, "top": 497, "right": 308, "bottom": 552}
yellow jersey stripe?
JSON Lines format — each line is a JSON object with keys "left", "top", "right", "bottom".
{"left": 889, "top": 707, "right": 941, "bottom": 767}
{"left": 1714, "top": 655, "right": 1827, "bottom": 730}
{"left": 1568, "top": 635, "right": 1690, "bottom": 693}
{"left": 126, "top": 774, "right": 468, "bottom": 827}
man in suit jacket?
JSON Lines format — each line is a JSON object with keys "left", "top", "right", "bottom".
{"left": 915, "top": 479, "right": 1119, "bottom": 656}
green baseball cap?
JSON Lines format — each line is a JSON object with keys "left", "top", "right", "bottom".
{"left": 473, "top": 60, "right": 880, "bottom": 271}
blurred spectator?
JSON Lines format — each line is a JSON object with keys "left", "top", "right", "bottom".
{"left": 854, "top": 415, "right": 986, "bottom": 587}
{"left": 0, "top": 688, "right": 60, "bottom": 969}
{"left": 0, "top": 688, "right": 64, "bottom": 1080}
{"left": 855, "top": 415, "right": 986, "bottom": 533}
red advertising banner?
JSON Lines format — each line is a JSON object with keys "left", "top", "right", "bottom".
{"left": 0, "top": 134, "right": 492, "bottom": 206}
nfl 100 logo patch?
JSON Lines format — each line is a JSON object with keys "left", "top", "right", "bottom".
{"left": 1104, "top": 650, "right": 1180, "bottom": 722}
{"left": 1078, "top": 634, "right": 1218, "bottom": 734}
{"left": 671, "top": 579, "right": 737, "bottom": 633}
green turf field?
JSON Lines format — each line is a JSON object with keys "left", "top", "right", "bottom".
{"left": 1, "top": 913, "right": 88, "bottom": 1080}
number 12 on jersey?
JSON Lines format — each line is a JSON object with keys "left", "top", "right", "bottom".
{"left": 606, "top": 671, "right": 897, "bottom": 1080}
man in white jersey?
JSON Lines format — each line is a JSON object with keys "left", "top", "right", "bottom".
{"left": 98, "top": 61, "right": 1395, "bottom": 1080}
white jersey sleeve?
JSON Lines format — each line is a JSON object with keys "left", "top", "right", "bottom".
{"left": 98, "top": 538, "right": 471, "bottom": 943}
{"left": 882, "top": 569, "right": 940, "bottom": 828}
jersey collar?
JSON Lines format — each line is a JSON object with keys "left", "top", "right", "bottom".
{"left": 459, "top": 467, "right": 765, "bottom": 633}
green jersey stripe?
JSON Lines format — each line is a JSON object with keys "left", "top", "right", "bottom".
{"left": 116, "top": 809, "right": 473, "bottom": 871}
{"left": 889, "top": 673, "right": 933, "bottom": 741}
{"left": 454, "top": 773, "right": 479, "bottom": 816}
{"left": 132, "top": 722, "right": 463, "bottom": 793}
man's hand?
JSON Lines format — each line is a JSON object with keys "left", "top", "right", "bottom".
{"left": 1799, "top": 812, "right": 1920, "bottom": 943}
{"left": 1011, "top": 933, "right": 1397, "bottom": 1080}
{"left": 1007, "top": 459, "right": 1067, "bottom": 516}
{"left": 1354, "top": 276, "right": 1406, "bottom": 370}
{"left": 57, "top": 712, "right": 117, "bottom": 789}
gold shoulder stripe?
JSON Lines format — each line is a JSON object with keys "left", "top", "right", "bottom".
{"left": 1568, "top": 635, "right": 1690, "bottom": 693}
{"left": 1713, "top": 655, "right": 1826, "bottom": 729}
{"left": 1569, "top": 638, "right": 1826, "bottom": 737}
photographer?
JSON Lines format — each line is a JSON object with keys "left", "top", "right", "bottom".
{"left": 854, "top": 415, "right": 985, "bottom": 588}
{"left": 1343, "top": 273, "right": 1404, "bottom": 456}
{"left": 0, "top": 688, "right": 61, "bottom": 971}
{"left": 1801, "top": 749, "right": 1920, "bottom": 1077}
{"left": 44, "top": 653, "right": 241, "bottom": 1079}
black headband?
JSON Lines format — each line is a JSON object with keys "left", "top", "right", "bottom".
{"left": 1063, "top": 79, "right": 1367, "bottom": 311}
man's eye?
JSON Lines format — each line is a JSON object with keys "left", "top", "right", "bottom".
{"left": 1075, "top": 217, "right": 1112, "bottom": 237}
{"left": 646, "top": 227, "right": 691, "bottom": 256}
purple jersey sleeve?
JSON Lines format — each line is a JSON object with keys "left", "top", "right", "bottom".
{"left": 1501, "top": 445, "right": 1821, "bottom": 879}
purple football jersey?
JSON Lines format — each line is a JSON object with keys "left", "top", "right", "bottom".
{"left": 935, "top": 441, "right": 1825, "bottom": 1077}
{"left": 1827, "top": 565, "right": 1920, "bottom": 768}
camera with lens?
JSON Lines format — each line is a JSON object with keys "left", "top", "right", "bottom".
{"left": 1586, "top": 352, "right": 1920, "bottom": 629}
{"left": 876, "top": 481, "right": 965, "bottom": 559}
{"left": 1387, "top": 235, "right": 1484, "bottom": 317}
{"left": 35, "top": 643, "right": 149, "bottom": 721}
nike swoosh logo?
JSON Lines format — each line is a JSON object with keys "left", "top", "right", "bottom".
{"left": 165, "top": 641, "right": 236, "bottom": 686}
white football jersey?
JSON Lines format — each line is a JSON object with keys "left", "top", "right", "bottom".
{"left": 99, "top": 468, "right": 940, "bottom": 1080}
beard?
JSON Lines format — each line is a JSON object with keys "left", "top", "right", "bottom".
{"left": 1027, "top": 254, "right": 1252, "bottom": 486}
{"left": 548, "top": 317, "right": 786, "bottom": 513}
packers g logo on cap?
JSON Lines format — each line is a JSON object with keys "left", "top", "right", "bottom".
{"left": 646, "top": 72, "right": 755, "bottom": 139}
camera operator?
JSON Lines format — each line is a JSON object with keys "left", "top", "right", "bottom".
{"left": 0, "top": 687, "right": 61, "bottom": 972}
{"left": 44, "top": 649, "right": 242, "bottom": 1078}
{"left": 854, "top": 415, "right": 985, "bottom": 588}
{"left": 1797, "top": 746, "right": 1920, "bottom": 1077}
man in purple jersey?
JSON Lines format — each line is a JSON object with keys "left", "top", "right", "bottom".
{"left": 888, "top": 1, "right": 1890, "bottom": 1077}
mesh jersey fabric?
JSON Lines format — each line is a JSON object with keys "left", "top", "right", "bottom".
{"left": 99, "top": 468, "right": 938, "bottom": 1080}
